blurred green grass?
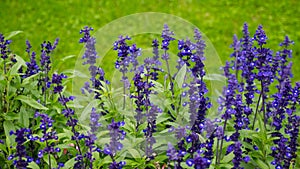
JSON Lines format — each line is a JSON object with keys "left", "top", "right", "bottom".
{"left": 1, "top": 0, "right": 299, "bottom": 80}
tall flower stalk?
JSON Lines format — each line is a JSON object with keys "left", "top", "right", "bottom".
{"left": 50, "top": 73, "right": 84, "bottom": 168}
{"left": 114, "top": 36, "right": 140, "bottom": 109}
{"left": 40, "top": 38, "right": 59, "bottom": 105}
{"left": 161, "top": 24, "right": 175, "bottom": 97}
{"left": 0, "top": 33, "right": 11, "bottom": 74}
{"left": 103, "top": 119, "right": 126, "bottom": 169}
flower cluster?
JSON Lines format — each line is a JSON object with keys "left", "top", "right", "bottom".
{"left": 34, "top": 112, "right": 62, "bottom": 168}
{"left": 166, "top": 28, "right": 216, "bottom": 169}
{"left": 23, "top": 40, "right": 40, "bottom": 78}
{"left": 0, "top": 33, "right": 12, "bottom": 73}
{"left": 8, "top": 128, "right": 33, "bottom": 169}
{"left": 0, "top": 33, "right": 11, "bottom": 59}
{"left": 269, "top": 36, "right": 300, "bottom": 168}
{"left": 79, "top": 26, "right": 108, "bottom": 100}
{"left": 50, "top": 73, "right": 85, "bottom": 168}
{"left": 114, "top": 35, "right": 141, "bottom": 109}
{"left": 104, "top": 119, "right": 126, "bottom": 169}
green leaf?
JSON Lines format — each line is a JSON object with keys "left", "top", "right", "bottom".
{"left": 0, "top": 143, "right": 7, "bottom": 153}
{"left": 253, "top": 158, "right": 270, "bottom": 169}
{"left": 204, "top": 73, "right": 226, "bottom": 82}
{"left": 78, "top": 99, "right": 98, "bottom": 122}
{"left": 19, "top": 106, "right": 30, "bottom": 127}
{"left": 3, "top": 120, "right": 15, "bottom": 150}
{"left": 43, "top": 154, "right": 57, "bottom": 168}
{"left": 4, "top": 31, "right": 23, "bottom": 39}
{"left": 61, "top": 55, "right": 75, "bottom": 61}
{"left": 66, "top": 70, "right": 89, "bottom": 78}
{"left": 221, "top": 152, "right": 234, "bottom": 163}
{"left": 128, "top": 148, "right": 141, "bottom": 159}
{"left": 8, "top": 55, "right": 26, "bottom": 77}
{"left": 174, "top": 64, "right": 187, "bottom": 88}
{"left": 21, "top": 72, "right": 40, "bottom": 86}
{"left": 15, "top": 95, "right": 48, "bottom": 110}
{"left": 27, "top": 162, "right": 40, "bottom": 169}
{"left": 63, "top": 157, "right": 76, "bottom": 169}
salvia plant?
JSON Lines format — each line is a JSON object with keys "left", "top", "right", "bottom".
{"left": 0, "top": 22, "right": 299, "bottom": 169}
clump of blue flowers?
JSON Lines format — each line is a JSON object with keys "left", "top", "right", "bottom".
{"left": 1, "top": 23, "right": 300, "bottom": 169}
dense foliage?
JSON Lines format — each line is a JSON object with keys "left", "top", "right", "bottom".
{"left": 0, "top": 23, "right": 299, "bottom": 169}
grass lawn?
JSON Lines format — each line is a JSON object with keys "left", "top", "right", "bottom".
{"left": 1, "top": 0, "right": 299, "bottom": 80}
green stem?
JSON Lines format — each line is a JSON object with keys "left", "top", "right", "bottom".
{"left": 58, "top": 92, "right": 84, "bottom": 167}
{"left": 122, "top": 72, "right": 126, "bottom": 110}
{"left": 45, "top": 140, "right": 51, "bottom": 169}
{"left": 252, "top": 81, "right": 263, "bottom": 130}
{"left": 217, "top": 118, "right": 228, "bottom": 165}
{"left": 215, "top": 138, "right": 220, "bottom": 166}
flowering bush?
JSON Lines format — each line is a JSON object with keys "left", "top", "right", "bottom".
{"left": 0, "top": 23, "right": 299, "bottom": 169}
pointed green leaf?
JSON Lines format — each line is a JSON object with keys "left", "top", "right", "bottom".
{"left": 15, "top": 95, "right": 48, "bottom": 110}
{"left": 61, "top": 55, "right": 75, "bottom": 61}
{"left": 43, "top": 154, "right": 57, "bottom": 168}
{"left": 128, "top": 148, "right": 141, "bottom": 159}
{"left": 4, "top": 31, "right": 23, "bottom": 39}
{"left": 63, "top": 157, "right": 76, "bottom": 169}
{"left": 21, "top": 72, "right": 40, "bottom": 86}
{"left": 19, "top": 106, "right": 30, "bottom": 127}
{"left": 254, "top": 158, "right": 270, "bottom": 169}
{"left": 174, "top": 64, "right": 187, "bottom": 88}
{"left": 8, "top": 55, "right": 26, "bottom": 77}
{"left": 3, "top": 120, "right": 15, "bottom": 150}
{"left": 28, "top": 162, "right": 40, "bottom": 169}
{"left": 79, "top": 99, "right": 98, "bottom": 122}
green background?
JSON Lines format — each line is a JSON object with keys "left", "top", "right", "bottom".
{"left": 1, "top": 0, "right": 299, "bottom": 80}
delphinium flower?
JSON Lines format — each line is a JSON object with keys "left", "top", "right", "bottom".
{"left": 191, "top": 29, "right": 206, "bottom": 78}
{"left": 79, "top": 26, "right": 108, "bottom": 100}
{"left": 50, "top": 73, "right": 85, "bottom": 168}
{"left": 185, "top": 126, "right": 218, "bottom": 169}
{"left": 166, "top": 126, "right": 187, "bottom": 168}
{"left": 270, "top": 63, "right": 293, "bottom": 131}
{"left": 270, "top": 36, "right": 299, "bottom": 168}
{"left": 131, "top": 53, "right": 162, "bottom": 159}
{"left": 239, "top": 23, "right": 257, "bottom": 130}
{"left": 34, "top": 112, "right": 61, "bottom": 168}
{"left": 103, "top": 119, "right": 126, "bottom": 169}
{"left": 218, "top": 51, "right": 252, "bottom": 166}
{"left": 79, "top": 26, "right": 98, "bottom": 85}
{"left": 203, "top": 119, "right": 223, "bottom": 162}
{"left": 186, "top": 150, "right": 211, "bottom": 169}
{"left": 176, "top": 29, "right": 214, "bottom": 168}
{"left": 8, "top": 128, "right": 34, "bottom": 169}
{"left": 177, "top": 39, "right": 193, "bottom": 70}
{"left": 252, "top": 25, "right": 275, "bottom": 128}
{"left": 131, "top": 59, "right": 157, "bottom": 127}
{"left": 152, "top": 39, "right": 162, "bottom": 68}
{"left": 144, "top": 105, "right": 161, "bottom": 159}
{"left": 179, "top": 29, "right": 210, "bottom": 134}
{"left": 226, "top": 141, "right": 250, "bottom": 169}
{"left": 0, "top": 33, "right": 12, "bottom": 74}
{"left": 114, "top": 35, "right": 140, "bottom": 109}
{"left": 84, "top": 107, "right": 102, "bottom": 169}
{"left": 132, "top": 72, "right": 146, "bottom": 127}
{"left": 161, "top": 24, "right": 175, "bottom": 95}
{"left": 283, "top": 82, "right": 300, "bottom": 167}
{"left": 217, "top": 30, "right": 256, "bottom": 166}
{"left": 23, "top": 40, "right": 40, "bottom": 78}
{"left": 284, "top": 109, "right": 300, "bottom": 168}
{"left": 40, "top": 38, "right": 59, "bottom": 104}
{"left": 167, "top": 124, "right": 218, "bottom": 169}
